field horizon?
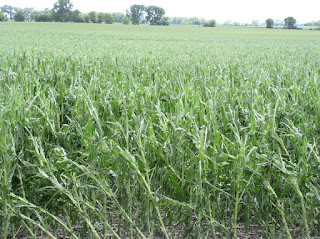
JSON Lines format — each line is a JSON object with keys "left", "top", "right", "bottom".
{"left": 2, "top": 21, "right": 320, "bottom": 40}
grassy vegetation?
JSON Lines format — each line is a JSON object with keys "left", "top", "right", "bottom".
{"left": 1, "top": 22, "right": 320, "bottom": 238}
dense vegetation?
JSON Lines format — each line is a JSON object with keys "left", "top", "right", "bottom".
{"left": 1, "top": 22, "right": 320, "bottom": 238}
{"left": 2, "top": 1, "right": 320, "bottom": 27}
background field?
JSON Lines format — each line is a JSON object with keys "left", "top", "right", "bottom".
{"left": 1, "top": 22, "right": 320, "bottom": 238}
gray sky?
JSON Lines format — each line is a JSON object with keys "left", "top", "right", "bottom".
{"left": 2, "top": 0, "right": 319, "bottom": 23}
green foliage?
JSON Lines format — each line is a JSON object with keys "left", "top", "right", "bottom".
{"left": 52, "top": 0, "right": 73, "bottom": 22}
{"left": 145, "top": 5, "right": 165, "bottom": 25}
{"left": 13, "top": 10, "right": 25, "bottom": 22}
{"left": 0, "top": 12, "right": 7, "bottom": 21}
{"left": 70, "top": 10, "right": 83, "bottom": 22}
{"left": 88, "top": 11, "right": 97, "bottom": 23}
{"left": 97, "top": 12, "right": 104, "bottom": 23}
{"left": 284, "top": 16, "right": 297, "bottom": 29}
{"left": 203, "top": 19, "right": 216, "bottom": 27}
{"left": 304, "top": 20, "right": 320, "bottom": 26}
{"left": 122, "top": 16, "right": 129, "bottom": 25}
{"left": 170, "top": 17, "right": 205, "bottom": 25}
{"left": 1, "top": 22, "right": 320, "bottom": 239}
{"left": 20, "top": 8, "right": 36, "bottom": 21}
{"left": 266, "top": 18, "right": 274, "bottom": 28}
{"left": 252, "top": 20, "right": 259, "bottom": 26}
{"left": 84, "top": 14, "right": 90, "bottom": 23}
{"left": 112, "top": 12, "right": 125, "bottom": 23}
{"left": 34, "top": 13, "right": 53, "bottom": 22}
{"left": 104, "top": 13, "right": 113, "bottom": 24}
{"left": 127, "top": 4, "right": 145, "bottom": 25}
{"left": 0, "top": 5, "right": 14, "bottom": 20}
{"left": 161, "top": 16, "right": 170, "bottom": 26}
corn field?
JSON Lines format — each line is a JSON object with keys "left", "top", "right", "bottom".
{"left": 1, "top": 22, "right": 320, "bottom": 238}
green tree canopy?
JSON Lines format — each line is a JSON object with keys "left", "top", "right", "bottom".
{"left": 34, "top": 13, "right": 53, "bottom": 22}
{"left": 284, "top": 16, "right": 296, "bottom": 29}
{"left": 161, "top": 16, "right": 170, "bottom": 26}
{"left": 0, "top": 12, "right": 8, "bottom": 21}
{"left": 104, "top": 13, "right": 113, "bottom": 24}
{"left": 22, "top": 8, "right": 36, "bottom": 21}
{"left": 70, "top": 10, "right": 82, "bottom": 22}
{"left": 97, "top": 12, "right": 104, "bottom": 23}
{"left": 127, "top": 4, "right": 145, "bottom": 25}
{"left": 112, "top": 12, "right": 125, "bottom": 23}
{"left": 266, "top": 18, "right": 274, "bottom": 28}
{"left": 203, "top": 19, "right": 216, "bottom": 27}
{"left": 145, "top": 5, "right": 165, "bottom": 25}
{"left": 88, "top": 11, "right": 97, "bottom": 23}
{"left": 13, "top": 10, "right": 25, "bottom": 21}
{"left": 52, "top": 0, "right": 73, "bottom": 22}
{"left": 252, "top": 20, "right": 259, "bottom": 26}
{"left": 122, "top": 16, "right": 129, "bottom": 25}
{"left": 0, "top": 5, "right": 14, "bottom": 20}
{"left": 84, "top": 14, "right": 90, "bottom": 23}
{"left": 304, "top": 20, "right": 320, "bottom": 26}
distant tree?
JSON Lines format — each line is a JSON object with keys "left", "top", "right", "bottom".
{"left": 52, "top": 0, "right": 73, "bottom": 22}
{"left": 171, "top": 17, "right": 180, "bottom": 24}
{"left": 304, "top": 20, "right": 319, "bottom": 26}
{"left": 84, "top": 14, "right": 90, "bottom": 23}
{"left": 112, "top": 12, "right": 125, "bottom": 23}
{"left": 127, "top": 4, "right": 145, "bottom": 25}
{"left": 304, "top": 20, "right": 320, "bottom": 26}
{"left": 252, "top": 20, "right": 259, "bottom": 27}
{"left": 14, "top": 11, "right": 25, "bottom": 21}
{"left": 0, "top": 12, "right": 8, "bottom": 21}
{"left": 70, "top": 10, "right": 82, "bottom": 22}
{"left": 1, "top": 5, "right": 14, "bottom": 20}
{"left": 145, "top": 5, "right": 165, "bottom": 25}
{"left": 203, "top": 19, "right": 216, "bottom": 27}
{"left": 104, "top": 13, "right": 113, "bottom": 24}
{"left": 88, "top": 11, "right": 97, "bottom": 23}
{"left": 169, "top": 17, "right": 206, "bottom": 25}
{"left": 34, "top": 13, "right": 53, "bottom": 22}
{"left": 223, "top": 20, "right": 232, "bottom": 26}
{"left": 265, "top": 18, "right": 274, "bottom": 28}
{"left": 97, "top": 12, "right": 104, "bottom": 23}
{"left": 122, "top": 16, "right": 129, "bottom": 25}
{"left": 161, "top": 16, "right": 170, "bottom": 26}
{"left": 23, "top": 8, "right": 36, "bottom": 21}
{"left": 284, "top": 16, "right": 296, "bottom": 29}
{"left": 189, "top": 17, "right": 197, "bottom": 25}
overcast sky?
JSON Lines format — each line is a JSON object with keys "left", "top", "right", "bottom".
{"left": 2, "top": 0, "right": 320, "bottom": 23}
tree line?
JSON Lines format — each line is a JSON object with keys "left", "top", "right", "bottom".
{"left": 1, "top": 1, "right": 318, "bottom": 29}
{"left": 266, "top": 17, "right": 299, "bottom": 29}
{"left": 0, "top": 1, "right": 216, "bottom": 27}
{"left": 0, "top": 1, "right": 169, "bottom": 26}
{"left": 126, "top": 4, "right": 170, "bottom": 26}
{"left": 0, "top": 0, "right": 212, "bottom": 27}
{"left": 0, "top": 1, "right": 125, "bottom": 24}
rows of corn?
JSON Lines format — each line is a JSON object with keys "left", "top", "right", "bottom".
{"left": 1, "top": 23, "right": 320, "bottom": 238}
